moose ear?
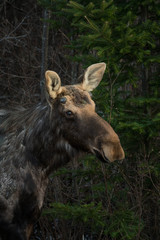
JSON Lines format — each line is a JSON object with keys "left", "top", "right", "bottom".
{"left": 45, "top": 70, "right": 62, "bottom": 99}
{"left": 82, "top": 63, "right": 106, "bottom": 92}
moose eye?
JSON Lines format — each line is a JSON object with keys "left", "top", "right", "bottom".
{"left": 60, "top": 97, "right": 67, "bottom": 104}
{"left": 65, "top": 110, "right": 73, "bottom": 118}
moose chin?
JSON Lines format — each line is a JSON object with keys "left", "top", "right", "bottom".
{"left": 0, "top": 62, "right": 124, "bottom": 240}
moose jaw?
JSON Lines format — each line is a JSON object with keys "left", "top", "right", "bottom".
{"left": 0, "top": 63, "right": 125, "bottom": 240}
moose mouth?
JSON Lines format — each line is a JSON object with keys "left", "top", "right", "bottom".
{"left": 93, "top": 149, "right": 109, "bottom": 163}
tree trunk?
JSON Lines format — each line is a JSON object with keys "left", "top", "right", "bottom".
{"left": 40, "top": 8, "right": 50, "bottom": 102}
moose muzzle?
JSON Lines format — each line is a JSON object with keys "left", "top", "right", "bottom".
{"left": 88, "top": 115, "right": 125, "bottom": 163}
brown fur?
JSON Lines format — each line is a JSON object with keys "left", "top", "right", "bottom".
{"left": 0, "top": 63, "right": 124, "bottom": 239}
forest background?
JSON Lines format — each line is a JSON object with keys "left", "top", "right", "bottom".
{"left": 0, "top": 0, "right": 160, "bottom": 239}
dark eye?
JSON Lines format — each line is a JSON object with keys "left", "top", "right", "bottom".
{"left": 65, "top": 110, "right": 73, "bottom": 118}
{"left": 60, "top": 97, "right": 67, "bottom": 104}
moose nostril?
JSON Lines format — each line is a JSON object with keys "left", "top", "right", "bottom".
{"left": 93, "top": 148, "right": 109, "bottom": 163}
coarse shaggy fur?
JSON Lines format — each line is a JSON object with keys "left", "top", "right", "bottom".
{"left": 0, "top": 63, "right": 124, "bottom": 239}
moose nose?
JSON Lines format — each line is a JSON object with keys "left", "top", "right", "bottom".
{"left": 102, "top": 141, "right": 125, "bottom": 162}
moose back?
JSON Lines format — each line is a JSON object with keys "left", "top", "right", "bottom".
{"left": 0, "top": 63, "right": 125, "bottom": 240}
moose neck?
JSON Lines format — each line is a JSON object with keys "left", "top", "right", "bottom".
{"left": 24, "top": 103, "right": 77, "bottom": 176}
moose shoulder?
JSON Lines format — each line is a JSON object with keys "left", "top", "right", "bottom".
{"left": 0, "top": 63, "right": 124, "bottom": 240}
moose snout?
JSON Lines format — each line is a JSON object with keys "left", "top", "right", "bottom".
{"left": 91, "top": 131, "right": 125, "bottom": 163}
{"left": 102, "top": 141, "right": 125, "bottom": 162}
{"left": 93, "top": 141, "right": 125, "bottom": 163}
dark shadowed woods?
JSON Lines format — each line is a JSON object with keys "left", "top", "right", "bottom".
{"left": 0, "top": 0, "right": 79, "bottom": 107}
{"left": 0, "top": 0, "right": 160, "bottom": 240}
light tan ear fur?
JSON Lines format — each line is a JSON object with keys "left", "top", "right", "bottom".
{"left": 82, "top": 63, "right": 106, "bottom": 92}
{"left": 45, "top": 70, "right": 62, "bottom": 99}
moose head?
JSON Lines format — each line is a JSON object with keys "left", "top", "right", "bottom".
{"left": 45, "top": 63, "right": 125, "bottom": 164}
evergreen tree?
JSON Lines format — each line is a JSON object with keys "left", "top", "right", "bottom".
{"left": 38, "top": 0, "right": 160, "bottom": 239}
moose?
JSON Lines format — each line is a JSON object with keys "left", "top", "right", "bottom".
{"left": 0, "top": 63, "right": 124, "bottom": 240}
